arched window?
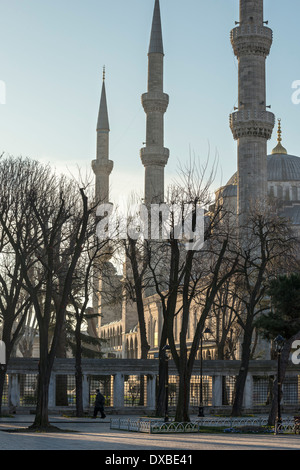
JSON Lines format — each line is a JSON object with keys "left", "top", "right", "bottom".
{"left": 292, "top": 186, "right": 298, "bottom": 201}
{"left": 147, "top": 320, "right": 151, "bottom": 345}
{"left": 120, "top": 326, "right": 122, "bottom": 346}
{"left": 153, "top": 321, "right": 158, "bottom": 347}
{"left": 277, "top": 185, "right": 283, "bottom": 199}
{"left": 130, "top": 338, "right": 134, "bottom": 358}
{"left": 194, "top": 311, "right": 197, "bottom": 334}
{"left": 285, "top": 187, "right": 290, "bottom": 201}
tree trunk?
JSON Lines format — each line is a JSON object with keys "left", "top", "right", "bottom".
{"left": 156, "top": 324, "right": 168, "bottom": 417}
{"left": 175, "top": 325, "right": 190, "bottom": 422}
{"left": 30, "top": 360, "right": 51, "bottom": 429}
{"left": 231, "top": 324, "right": 253, "bottom": 417}
{"left": 30, "top": 328, "right": 55, "bottom": 429}
{"left": 175, "top": 367, "right": 191, "bottom": 422}
{"left": 55, "top": 320, "right": 68, "bottom": 406}
{"left": 75, "top": 364, "right": 84, "bottom": 417}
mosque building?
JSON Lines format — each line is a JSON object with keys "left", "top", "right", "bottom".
{"left": 91, "top": 0, "right": 300, "bottom": 360}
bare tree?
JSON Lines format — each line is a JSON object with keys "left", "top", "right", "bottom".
{"left": 0, "top": 156, "right": 94, "bottom": 429}
{"left": 210, "top": 279, "right": 241, "bottom": 360}
{"left": 0, "top": 156, "right": 38, "bottom": 414}
{"left": 230, "top": 206, "right": 297, "bottom": 417}
{"left": 16, "top": 306, "right": 38, "bottom": 358}
{"left": 68, "top": 228, "right": 112, "bottom": 417}
{"left": 144, "top": 159, "right": 240, "bottom": 421}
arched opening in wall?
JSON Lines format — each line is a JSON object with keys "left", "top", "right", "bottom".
{"left": 174, "top": 315, "right": 177, "bottom": 342}
{"left": 153, "top": 321, "right": 158, "bottom": 348}
{"left": 285, "top": 187, "right": 290, "bottom": 201}
{"left": 277, "top": 185, "right": 283, "bottom": 199}
{"left": 134, "top": 337, "right": 138, "bottom": 359}
{"left": 112, "top": 329, "right": 115, "bottom": 347}
{"left": 292, "top": 186, "right": 298, "bottom": 201}
{"left": 193, "top": 311, "right": 197, "bottom": 336}
{"left": 147, "top": 320, "right": 151, "bottom": 347}
{"left": 130, "top": 338, "right": 134, "bottom": 359}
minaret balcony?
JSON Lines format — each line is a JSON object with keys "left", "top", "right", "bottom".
{"left": 229, "top": 109, "right": 275, "bottom": 140}
{"left": 231, "top": 25, "right": 273, "bottom": 57}
{"left": 140, "top": 146, "right": 169, "bottom": 167}
{"left": 141, "top": 92, "right": 169, "bottom": 114}
{"left": 92, "top": 159, "right": 114, "bottom": 176}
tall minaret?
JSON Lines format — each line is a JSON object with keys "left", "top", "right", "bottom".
{"left": 229, "top": 0, "right": 275, "bottom": 228}
{"left": 92, "top": 67, "right": 114, "bottom": 204}
{"left": 140, "top": 0, "right": 169, "bottom": 205}
{"left": 91, "top": 69, "right": 118, "bottom": 333}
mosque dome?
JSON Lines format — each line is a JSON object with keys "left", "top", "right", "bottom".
{"left": 267, "top": 119, "right": 300, "bottom": 181}
{"left": 226, "top": 154, "right": 300, "bottom": 187}
{"left": 221, "top": 120, "right": 300, "bottom": 225}
{"left": 267, "top": 153, "right": 300, "bottom": 181}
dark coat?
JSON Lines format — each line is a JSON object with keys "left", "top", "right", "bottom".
{"left": 95, "top": 392, "right": 105, "bottom": 408}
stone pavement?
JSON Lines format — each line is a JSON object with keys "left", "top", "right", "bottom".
{"left": 0, "top": 415, "right": 300, "bottom": 451}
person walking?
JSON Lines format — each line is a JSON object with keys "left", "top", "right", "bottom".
{"left": 93, "top": 389, "right": 106, "bottom": 419}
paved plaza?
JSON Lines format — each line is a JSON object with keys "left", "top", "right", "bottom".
{"left": 0, "top": 415, "right": 300, "bottom": 451}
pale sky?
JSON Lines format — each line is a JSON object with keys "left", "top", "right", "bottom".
{"left": 1, "top": 0, "right": 299, "bottom": 203}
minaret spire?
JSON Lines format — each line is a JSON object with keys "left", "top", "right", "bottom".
{"left": 140, "top": 0, "right": 169, "bottom": 205}
{"left": 97, "top": 66, "right": 109, "bottom": 132}
{"left": 230, "top": 0, "right": 275, "bottom": 229}
{"left": 149, "top": 0, "right": 164, "bottom": 54}
{"left": 272, "top": 119, "right": 287, "bottom": 155}
{"left": 92, "top": 68, "right": 113, "bottom": 203}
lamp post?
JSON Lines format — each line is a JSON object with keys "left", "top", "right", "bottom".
{"left": 274, "top": 335, "right": 285, "bottom": 435}
{"left": 162, "top": 344, "right": 171, "bottom": 423}
{"left": 198, "top": 327, "right": 212, "bottom": 418}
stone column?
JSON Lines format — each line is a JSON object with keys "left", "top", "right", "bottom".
{"left": 147, "top": 374, "right": 157, "bottom": 409}
{"left": 243, "top": 373, "right": 253, "bottom": 409}
{"left": 212, "top": 375, "right": 223, "bottom": 407}
{"left": 83, "top": 375, "right": 90, "bottom": 409}
{"left": 48, "top": 373, "right": 56, "bottom": 407}
{"left": 113, "top": 373, "right": 124, "bottom": 408}
{"left": 8, "top": 374, "right": 19, "bottom": 411}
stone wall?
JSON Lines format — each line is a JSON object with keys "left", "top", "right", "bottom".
{"left": 3, "top": 358, "right": 300, "bottom": 415}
